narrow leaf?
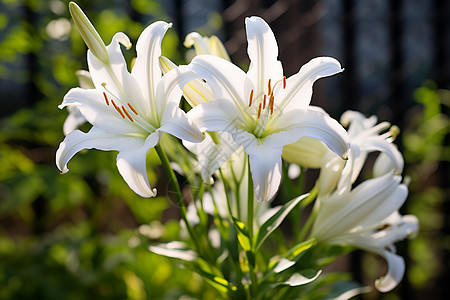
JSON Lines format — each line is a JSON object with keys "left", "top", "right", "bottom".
{"left": 255, "top": 193, "right": 309, "bottom": 251}
{"left": 232, "top": 217, "right": 252, "bottom": 251}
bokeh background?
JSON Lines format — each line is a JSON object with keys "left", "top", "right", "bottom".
{"left": 0, "top": 0, "right": 449, "bottom": 299}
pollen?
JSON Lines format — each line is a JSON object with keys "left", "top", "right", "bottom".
{"left": 249, "top": 89, "right": 254, "bottom": 107}
{"left": 263, "top": 94, "right": 266, "bottom": 109}
{"left": 267, "top": 79, "right": 272, "bottom": 95}
{"left": 111, "top": 99, "right": 125, "bottom": 119}
{"left": 127, "top": 103, "right": 138, "bottom": 115}
{"left": 283, "top": 76, "right": 286, "bottom": 89}
{"left": 103, "top": 92, "right": 109, "bottom": 106}
{"left": 122, "top": 105, "right": 134, "bottom": 122}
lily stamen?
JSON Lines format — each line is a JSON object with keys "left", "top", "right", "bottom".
{"left": 269, "top": 94, "right": 274, "bottom": 115}
{"left": 263, "top": 94, "right": 266, "bottom": 109}
{"left": 249, "top": 89, "right": 254, "bottom": 107}
{"left": 283, "top": 76, "right": 286, "bottom": 89}
{"left": 111, "top": 99, "right": 125, "bottom": 119}
{"left": 267, "top": 79, "right": 272, "bottom": 95}
{"left": 128, "top": 103, "right": 138, "bottom": 115}
{"left": 122, "top": 105, "right": 134, "bottom": 122}
{"left": 103, "top": 92, "right": 110, "bottom": 106}
{"left": 257, "top": 103, "right": 262, "bottom": 119}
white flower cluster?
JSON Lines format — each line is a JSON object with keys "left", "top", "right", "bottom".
{"left": 57, "top": 2, "right": 418, "bottom": 295}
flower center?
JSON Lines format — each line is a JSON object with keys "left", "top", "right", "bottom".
{"left": 247, "top": 76, "right": 286, "bottom": 136}
{"left": 101, "top": 82, "right": 156, "bottom": 132}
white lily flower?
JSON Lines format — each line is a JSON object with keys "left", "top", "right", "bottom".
{"left": 339, "top": 110, "right": 403, "bottom": 186}
{"left": 56, "top": 11, "right": 204, "bottom": 197}
{"left": 161, "top": 32, "right": 239, "bottom": 182}
{"left": 311, "top": 153, "right": 418, "bottom": 292}
{"left": 283, "top": 110, "right": 404, "bottom": 195}
{"left": 187, "top": 16, "right": 350, "bottom": 201}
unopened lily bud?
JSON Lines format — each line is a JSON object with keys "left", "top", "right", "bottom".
{"left": 209, "top": 35, "right": 231, "bottom": 61}
{"left": 159, "top": 56, "right": 177, "bottom": 74}
{"left": 69, "top": 2, "right": 108, "bottom": 63}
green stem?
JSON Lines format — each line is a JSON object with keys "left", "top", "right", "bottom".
{"left": 246, "top": 157, "right": 258, "bottom": 298}
{"left": 298, "top": 187, "right": 319, "bottom": 242}
{"left": 247, "top": 157, "right": 254, "bottom": 242}
{"left": 219, "top": 168, "right": 235, "bottom": 220}
{"left": 155, "top": 144, "right": 201, "bottom": 253}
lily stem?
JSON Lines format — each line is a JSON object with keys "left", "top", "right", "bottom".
{"left": 298, "top": 187, "right": 319, "bottom": 241}
{"left": 155, "top": 144, "right": 202, "bottom": 255}
{"left": 247, "top": 157, "right": 254, "bottom": 244}
{"left": 246, "top": 156, "right": 258, "bottom": 298}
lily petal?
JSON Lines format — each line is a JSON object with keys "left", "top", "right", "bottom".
{"left": 362, "top": 136, "right": 404, "bottom": 174}
{"left": 88, "top": 33, "right": 148, "bottom": 121}
{"left": 274, "top": 57, "right": 343, "bottom": 113}
{"left": 245, "top": 16, "right": 283, "bottom": 94}
{"left": 238, "top": 130, "right": 285, "bottom": 201}
{"left": 116, "top": 131, "right": 160, "bottom": 197}
{"left": 270, "top": 108, "right": 350, "bottom": 160}
{"left": 56, "top": 127, "right": 145, "bottom": 174}
{"left": 131, "top": 21, "right": 172, "bottom": 115}
{"left": 183, "top": 132, "right": 238, "bottom": 182}
{"left": 156, "top": 65, "right": 202, "bottom": 116}
{"left": 160, "top": 102, "right": 204, "bottom": 143}
{"left": 189, "top": 55, "right": 251, "bottom": 113}
{"left": 282, "top": 137, "right": 328, "bottom": 168}
{"left": 184, "top": 32, "right": 210, "bottom": 55}
{"left": 63, "top": 105, "right": 86, "bottom": 135}
{"left": 159, "top": 56, "right": 215, "bottom": 107}
{"left": 60, "top": 88, "right": 148, "bottom": 134}
{"left": 374, "top": 251, "right": 405, "bottom": 292}
{"left": 209, "top": 35, "right": 231, "bottom": 61}
{"left": 187, "top": 99, "right": 244, "bottom": 133}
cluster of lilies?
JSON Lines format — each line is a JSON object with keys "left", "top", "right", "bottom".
{"left": 57, "top": 2, "right": 418, "bottom": 298}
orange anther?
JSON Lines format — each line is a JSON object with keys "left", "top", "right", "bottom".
{"left": 257, "top": 103, "right": 262, "bottom": 119}
{"left": 283, "top": 76, "right": 286, "bottom": 89}
{"left": 263, "top": 94, "right": 266, "bottom": 109}
{"left": 267, "top": 79, "right": 272, "bottom": 95}
{"left": 269, "top": 94, "right": 274, "bottom": 115}
{"left": 249, "top": 89, "right": 254, "bottom": 107}
{"left": 103, "top": 92, "right": 109, "bottom": 106}
{"left": 127, "top": 103, "right": 138, "bottom": 115}
{"left": 122, "top": 106, "right": 134, "bottom": 122}
{"left": 111, "top": 99, "right": 125, "bottom": 119}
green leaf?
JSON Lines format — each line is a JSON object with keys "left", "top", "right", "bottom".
{"left": 255, "top": 193, "right": 309, "bottom": 251}
{"left": 232, "top": 217, "right": 252, "bottom": 251}
{"left": 191, "top": 265, "right": 236, "bottom": 294}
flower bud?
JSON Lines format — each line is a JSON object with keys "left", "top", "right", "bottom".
{"left": 69, "top": 2, "right": 108, "bottom": 63}
{"left": 209, "top": 35, "right": 231, "bottom": 61}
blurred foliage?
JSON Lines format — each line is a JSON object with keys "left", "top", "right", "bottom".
{"left": 401, "top": 81, "right": 450, "bottom": 298}
{"left": 0, "top": 0, "right": 215, "bottom": 298}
